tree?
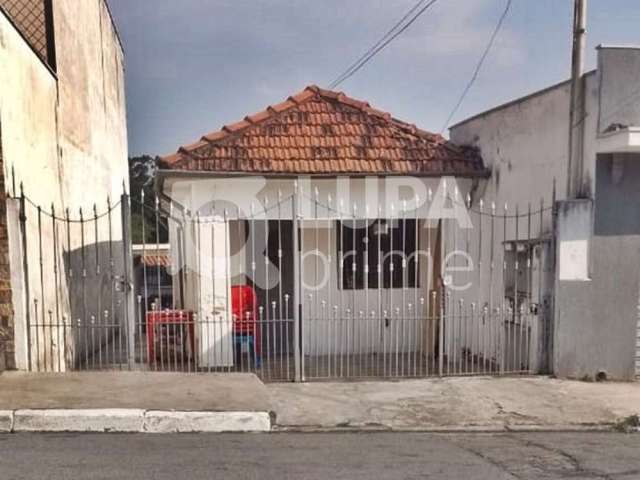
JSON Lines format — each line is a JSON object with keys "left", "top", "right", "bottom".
{"left": 128, "top": 155, "right": 168, "bottom": 244}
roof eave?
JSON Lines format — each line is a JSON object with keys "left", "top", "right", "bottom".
{"left": 156, "top": 168, "right": 490, "bottom": 180}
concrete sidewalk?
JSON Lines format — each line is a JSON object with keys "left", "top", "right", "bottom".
{"left": 1, "top": 373, "right": 638, "bottom": 433}
{"left": 268, "top": 376, "right": 640, "bottom": 432}
{"left": 0, "top": 372, "right": 273, "bottom": 433}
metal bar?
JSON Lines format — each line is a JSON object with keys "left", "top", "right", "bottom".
{"left": 79, "top": 208, "right": 88, "bottom": 370}
{"left": 51, "top": 205, "right": 62, "bottom": 371}
{"left": 93, "top": 205, "right": 102, "bottom": 369}
{"left": 413, "top": 198, "right": 419, "bottom": 377}
{"left": 364, "top": 203, "right": 370, "bottom": 378}
{"left": 18, "top": 186, "right": 32, "bottom": 371}
{"left": 326, "top": 194, "right": 333, "bottom": 378}
{"left": 439, "top": 211, "right": 446, "bottom": 376}
{"left": 349, "top": 202, "right": 356, "bottom": 378}
{"left": 501, "top": 203, "right": 508, "bottom": 374}
{"left": 377, "top": 206, "right": 383, "bottom": 378}
{"left": 338, "top": 201, "right": 345, "bottom": 378}
{"left": 122, "top": 193, "right": 135, "bottom": 369}
{"left": 107, "top": 198, "right": 116, "bottom": 369}
{"left": 314, "top": 189, "right": 320, "bottom": 378}
{"left": 292, "top": 185, "right": 301, "bottom": 382}
{"left": 37, "top": 206, "right": 46, "bottom": 371}
{"left": 513, "top": 204, "right": 519, "bottom": 372}
{"left": 401, "top": 202, "right": 407, "bottom": 376}
{"left": 276, "top": 191, "right": 284, "bottom": 380}
{"left": 538, "top": 197, "right": 544, "bottom": 372}
{"left": 390, "top": 203, "right": 396, "bottom": 376}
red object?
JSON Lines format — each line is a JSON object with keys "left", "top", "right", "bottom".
{"left": 231, "top": 285, "right": 261, "bottom": 354}
{"left": 146, "top": 310, "right": 195, "bottom": 365}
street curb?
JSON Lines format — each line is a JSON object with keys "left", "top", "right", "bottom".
{"left": 13, "top": 409, "right": 145, "bottom": 433}
{"left": 0, "top": 410, "right": 14, "bottom": 432}
{"left": 143, "top": 411, "right": 271, "bottom": 433}
{"left": 3, "top": 409, "right": 271, "bottom": 433}
{"left": 271, "top": 423, "right": 622, "bottom": 433}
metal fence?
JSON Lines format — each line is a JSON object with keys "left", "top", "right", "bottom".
{"left": 16, "top": 186, "right": 131, "bottom": 372}
{"left": 16, "top": 179, "right": 556, "bottom": 382}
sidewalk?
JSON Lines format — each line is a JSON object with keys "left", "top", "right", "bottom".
{"left": 0, "top": 372, "right": 273, "bottom": 433}
{"left": 1, "top": 372, "right": 638, "bottom": 433}
{"left": 267, "top": 376, "right": 640, "bottom": 432}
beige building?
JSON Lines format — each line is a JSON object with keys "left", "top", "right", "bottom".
{"left": 0, "top": 0, "right": 128, "bottom": 370}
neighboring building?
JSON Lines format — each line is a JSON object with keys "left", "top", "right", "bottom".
{"left": 450, "top": 45, "right": 640, "bottom": 380}
{"left": 132, "top": 244, "right": 174, "bottom": 313}
{"left": 0, "top": 0, "right": 128, "bottom": 370}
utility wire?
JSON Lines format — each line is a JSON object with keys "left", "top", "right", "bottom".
{"left": 328, "top": 0, "right": 428, "bottom": 89}
{"left": 328, "top": 0, "right": 440, "bottom": 89}
{"left": 440, "top": 0, "right": 513, "bottom": 133}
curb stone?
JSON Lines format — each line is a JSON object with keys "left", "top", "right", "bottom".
{"left": 3, "top": 409, "right": 271, "bottom": 433}
{"left": 13, "top": 409, "right": 144, "bottom": 433}
{"left": 143, "top": 411, "right": 271, "bottom": 433}
{"left": 0, "top": 410, "right": 13, "bottom": 432}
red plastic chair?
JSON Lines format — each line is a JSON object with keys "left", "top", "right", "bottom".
{"left": 230, "top": 285, "right": 261, "bottom": 365}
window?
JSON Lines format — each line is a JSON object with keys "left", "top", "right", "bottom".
{"left": 1, "top": 0, "right": 56, "bottom": 70}
{"left": 337, "top": 219, "right": 418, "bottom": 290}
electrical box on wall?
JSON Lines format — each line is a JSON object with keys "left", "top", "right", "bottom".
{"left": 556, "top": 199, "right": 593, "bottom": 281}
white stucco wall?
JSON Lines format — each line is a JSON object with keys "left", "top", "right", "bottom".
{"left": 597, "top": 46, "right": 640, "bottom": 134}
{"left": 0, "top": 1, "right": 128, "bottom": 370}
{"left": 450, "top": 46, "right": 640, "bottom": 379}
{"left": 450, "top": 46, "right": 640, "bottom": 231}
{"left": 162, "top": 175, "right": 475, "bottom": 359}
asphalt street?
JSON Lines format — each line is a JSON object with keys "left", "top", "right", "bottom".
{"left": 0, "top": 432, "right": 638, "bottom": 479}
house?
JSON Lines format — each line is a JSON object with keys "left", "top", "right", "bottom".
{"left": 132, "top": 243, "right": 174, "bottom": 313}
{"left": 0, "top": 0, "right": 128, "bottom": 371}
{"left": 156, "top": 85, "right": 514, "bottom": 381}
{"left": 450, "top": 45, "right": 640, "bottom": 380}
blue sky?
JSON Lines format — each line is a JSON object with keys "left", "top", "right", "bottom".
{"left": 108, "top": 0, "right": 640, "bottom": 157}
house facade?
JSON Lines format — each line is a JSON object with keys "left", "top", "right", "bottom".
{"left": 450, "top": 45, "right": 640, "bottom": 380}
{"left": 153, "top": 85, "right": 559, "bottom": 382}
{"left": 0, "top": 0, "right": 128, "bottom": 371}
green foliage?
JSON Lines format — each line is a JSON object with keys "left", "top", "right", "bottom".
{"left": 128, "top": 155, "right": 168, "bottom": 244}
{"left": 613, "top": 414, "right": 640, "bottom": 433}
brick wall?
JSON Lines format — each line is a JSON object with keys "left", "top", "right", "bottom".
{"left": 0, "top": 125, "right": 13, "bottom": 371}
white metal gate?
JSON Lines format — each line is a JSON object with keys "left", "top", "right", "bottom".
{"left": 17, "top": 179, "right": 556, "bottom": 382}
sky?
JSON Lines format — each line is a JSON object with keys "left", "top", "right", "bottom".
{"left": 108, "top": 0, "right": 640, "bottom": 157}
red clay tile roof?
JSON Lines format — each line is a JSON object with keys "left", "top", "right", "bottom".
{"left": 160, "top": 85, "right": 485, "bottom": 176}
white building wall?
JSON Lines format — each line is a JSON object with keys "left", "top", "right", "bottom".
{"left": 0, "top": 0, "right": 128, "bottom": 370}
{"left": 163, "top": 175, "right": 473, "bottom": 358}
{"left": 450, "top": 46, "right": 640, "bottom": 380}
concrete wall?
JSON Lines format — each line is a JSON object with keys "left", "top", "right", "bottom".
{"left": 451, "top": 46, "right": 640, "bottom": 380}
{"left": 554, "top": 155, "right": 640, "bottom": 380}
{"left": 0, "top": 1, "right": 128, "bottom": 370}
{"left": 597, "top": 46, "right": 640, "bottom": 134}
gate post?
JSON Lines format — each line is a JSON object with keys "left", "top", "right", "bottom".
{"left": 438, "top": 216, "right": 446, "bottom": 377}
{"left": 292, "top": 183, "right": 302, "bottom": 382}
{"left": 120, "top": 191, "right": 136, "bottom": 369}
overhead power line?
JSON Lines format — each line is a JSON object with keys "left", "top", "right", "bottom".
{"left": 441, "top": 0, "right": 513, "bottom": 133}
{"left": 328, "top": 0, "right": 428, "bottom": 88}
{"left": 328, "top": 0, "right": 440, "bottom": 89}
